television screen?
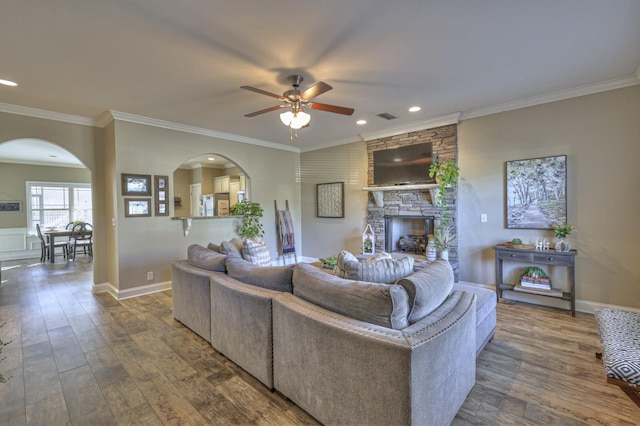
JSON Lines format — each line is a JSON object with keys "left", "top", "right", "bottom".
{"left": 373, "top": 143, "right": 434, "bottom": 186}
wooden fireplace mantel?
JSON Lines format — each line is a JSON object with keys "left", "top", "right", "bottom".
{"left": 362, "top": 184, "right": 441, "bottom": 207}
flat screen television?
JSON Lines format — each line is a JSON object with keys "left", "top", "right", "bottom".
{"left": 373, "top": 143, "right": 434, "bottom": 186}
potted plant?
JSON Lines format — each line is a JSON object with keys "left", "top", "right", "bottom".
{"left": 553, "top": 223, "right": 575, "bottom": 252}
{"left": 229, "top": 199, "right": 264, "bottom": 239}
{"left": 429, "top": 159, "right": 460, "bottom": 207}
{"left": 434, "top": 225, "right": 456, "bottom": 260}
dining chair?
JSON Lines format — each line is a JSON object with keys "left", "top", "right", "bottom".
{"left": 35, "top": 224, "right": 69, "bottom": 262}
{"left": 70, "top": 223, "right": 93, "bottom": 259}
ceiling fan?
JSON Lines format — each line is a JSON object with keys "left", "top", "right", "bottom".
{"left": 241, "top": 75, "right": 354, "bottom": 138}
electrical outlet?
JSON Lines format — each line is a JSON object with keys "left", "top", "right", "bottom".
{"left": 147, "top": 271, "right": 153, "bottom": 281}
{"left": 481, "top": 213, "right": 488, "bottom": 223}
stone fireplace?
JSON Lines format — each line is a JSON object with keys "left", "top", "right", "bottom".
{"left": 364, "top": 124, "right": 458, "bottom": 269}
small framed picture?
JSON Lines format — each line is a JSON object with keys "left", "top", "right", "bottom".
{"left": 122, "top": 174, "right": 151, "bottom": 196}
{"left": 125, "top": 198, "right": 151, "bottom": 217}
{"left": 154, "top": 175, "right": 169, "bottom": 216}
{"left": 156, "top": 202, "right": 168, "bottom": 216}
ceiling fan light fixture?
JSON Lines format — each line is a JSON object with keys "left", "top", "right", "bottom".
{"left": 280, "top": 110, "right": 311, "bottom": 129}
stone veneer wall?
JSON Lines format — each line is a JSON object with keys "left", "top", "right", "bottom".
{"left": 366, "top": 124, "right": 458, "bottom": 262}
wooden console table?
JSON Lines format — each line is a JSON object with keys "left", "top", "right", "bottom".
{"left": 494, "top": 244, "right": 577, "bottom": 316}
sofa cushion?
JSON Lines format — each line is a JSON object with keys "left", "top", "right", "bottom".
{"left": 187, "top": 244, "right": 227, "bottom": 272}
{"left": 225, "top": 257, "right": 293, "bottom": 293}
{"left": 396, "top": 260, "right": 454, "bottom": 324}
{"left": 335, "top": 250, "right": 414, "bottom": 284}
{"left": 242, "top": 239, "right": 272, "bottom": 266}
{"left": 292, "top": 263, "right": 410, "bottom": 330}
{"left": 220, "top": 239, "right": 243, "bottom": 258}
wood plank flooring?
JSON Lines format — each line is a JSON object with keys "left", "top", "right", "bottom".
{"left": 0, "top": 258, "right": 637, "bottom": 425}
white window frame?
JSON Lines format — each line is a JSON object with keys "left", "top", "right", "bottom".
{"left": 26, "top": 181, "right": 92, "bottom": 234}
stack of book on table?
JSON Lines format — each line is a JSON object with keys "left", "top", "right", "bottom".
{"left": 519, "top": 275, "right": 551, "bottom": 291}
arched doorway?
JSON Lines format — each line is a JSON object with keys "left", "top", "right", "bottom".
{"left": 0, "top": 138, "right": 93, "bottom": 262}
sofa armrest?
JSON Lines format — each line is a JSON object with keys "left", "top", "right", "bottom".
{"left": 209, "top": 273, "right": 283, "bottom": 389}
{"left": 272, "top": 290, "right": 476, "bottom": 426}
{"left": 171, "top": 260, "right": 217, "bottom": 342}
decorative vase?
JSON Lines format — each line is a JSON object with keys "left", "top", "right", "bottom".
{"left": 426, "top": 234, "right": 437, "bottom": 262}
{"left": 362, "top": 224, "right": 375, "bottom": 255}
{"left": 438, "top": 249, "right": 449, "bottom": 261}
{"left": 555, "top": 239, "right": 571, "bottom": 252}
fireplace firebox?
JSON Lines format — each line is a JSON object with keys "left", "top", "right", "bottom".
{"left": 384, "top": 216, "right": 435, "bottom": 255}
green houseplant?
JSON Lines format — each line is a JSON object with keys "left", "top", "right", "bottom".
{"left": 429, "top": 160, "right": 460, "bottom": 207}
{"left": 433, "top": 225, "right": 456, "bottom": 260}
{"left": 229, "top": 199, "right": 264, "bottom": 239}
{"left": 553, "top": 223, "right": 575, "bottom": 239}
{"left": 553, "top": 223, "right": 575, "bottom": 252}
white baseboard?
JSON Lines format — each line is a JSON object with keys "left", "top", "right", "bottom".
{"left": 459, "top": 281, "right": 640, "bottom": 315}
{"left": 93, "top": 280, "right": 172, "bottom": 300}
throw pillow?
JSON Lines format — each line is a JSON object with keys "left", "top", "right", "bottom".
{"left": 396, "top": 259, "right": 454, "bottom": 324}
{"left": 220, "top": 240, "right": 242, "bottom": 259}
{"left": 225, "top": 257, "right": 293, "bottom": 292}
{"left": 242, "top": 239, "right": 272, "bottom": 266}
{"left": 207, "top": 242, "right": 221, "bottom": 253}
{"left": 335, "top": 250, "right": 414, "bottom": 284}
{"left": 187, "top": 244, "right": 227, "bottom": 272}
{"left": 292, "top": 263, "right": 410, "bottom": 330}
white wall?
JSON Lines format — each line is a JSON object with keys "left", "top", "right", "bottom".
{"left": 111, "top": 120, "right": 302, "bottom": 291}
{"left": 299, "top": 141, "right": 369, "bottom": 258}
{"left": 458, "top": 85, "right": 640, "bottom": 309}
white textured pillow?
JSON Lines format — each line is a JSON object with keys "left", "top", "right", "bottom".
{"left": 242, "top": 239, "right": 272, "bottom": 266}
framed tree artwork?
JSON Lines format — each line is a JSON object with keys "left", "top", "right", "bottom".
{"left": 506, "top": 155, "right": 567, "bottom": 229}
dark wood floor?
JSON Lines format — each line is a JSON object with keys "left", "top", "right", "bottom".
{"left": 0, "top": 259, "right": 637, "bottom": 425}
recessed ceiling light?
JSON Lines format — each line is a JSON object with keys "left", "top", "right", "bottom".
{"left": 207, "top": 157, "right": 215, "bottom": 161}
{"left": 0, "top": 79, "right": 17, "bottom": 87}
{"left": 408, "top": 106, "right": 421, "bottom": 112}
{"left": 356, "top": 119, "right": 367, "bottom": 125}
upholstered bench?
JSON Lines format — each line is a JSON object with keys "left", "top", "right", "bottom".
{"left": 594, "top": 308, "right": 640, "bottom": 407}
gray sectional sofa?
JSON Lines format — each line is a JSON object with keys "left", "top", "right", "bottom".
{"left": 171, "top": 244, "right": 496, "bottom": 426}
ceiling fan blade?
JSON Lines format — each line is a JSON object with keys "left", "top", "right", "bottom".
{"left": 300, "top": 81, "right": 332, "bottom": 100}
{"left": 309, "top": 102, "right": 354, "bottom": 116}
{"left": 240, "top": 86, "right": 284, "bottom": 100}
{"left": 244, "top": 104, "right": 285, "bottom": 117}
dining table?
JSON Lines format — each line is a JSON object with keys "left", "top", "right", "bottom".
{"left": 43, "top": 229, "right": 73, "bottom": 263}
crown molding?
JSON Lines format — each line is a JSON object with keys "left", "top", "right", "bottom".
{"left": 461, "top": 74, "right": 640, "bottom": 120}
{"left": 358, "top": 112, "right": 462, "bottom": 143}
{"left": 299, "top": 135, "right": 365, "bottom": 153}
{"left": 0, "top": 102, "right": 95, "bottom": 126}
{"left": 105, "top": 110, "right": 300, "bottom": 153}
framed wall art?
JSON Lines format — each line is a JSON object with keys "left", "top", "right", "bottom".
{"left": 317, "top": 182, "right": 344, "bottom": 218}
{"left": 506, "top": 155, "right": 567, "bottom": 229}
{"left": 121, "top": 173, "right": 151, "bottom": 196}
{"left": 0, "top": 201, "right": 22, "bottom": 213}
{"left": 154, "top": 175, "right": 169, "bottom": 216}
{"left": 125, "top": 198, "right": 151, "bottom": 217}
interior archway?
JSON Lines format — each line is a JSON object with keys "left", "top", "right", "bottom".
{"left": 0, "top": 138, "right": 93, "bottom": 262}
{"left": 173, "top": 153, "right": 250, "bottom": 218}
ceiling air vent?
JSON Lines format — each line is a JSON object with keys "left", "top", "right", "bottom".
{"left": 377, "top": 112, "right": 397, "bottom": 120}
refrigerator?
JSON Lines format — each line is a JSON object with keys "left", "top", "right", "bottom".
{"left": 199, "top": 194, "right": 215, "bottom": 216}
